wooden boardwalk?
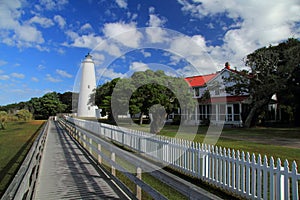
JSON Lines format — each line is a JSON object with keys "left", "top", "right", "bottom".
{"left": 34, "top": 121, "right": 128, "bottom": 200}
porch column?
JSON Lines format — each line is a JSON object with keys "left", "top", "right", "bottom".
{"left": 215, "top": 104, "right": 219, "bottom": 121}
{"left": 239, "top": 102, "right": 242, "bottom": 122}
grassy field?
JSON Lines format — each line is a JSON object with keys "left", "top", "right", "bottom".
{"left": 158, "top": 125, "right": 300, "bottom": 165}
{"left": 118, "top": 123, "right": 300, "bottom": 166}
{"left": 0, "top": 121, "right": 45, "bottom": 197}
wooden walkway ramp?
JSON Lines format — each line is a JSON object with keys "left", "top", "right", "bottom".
{"left": 34, "top": 120, "right": 128, "bottom": 200}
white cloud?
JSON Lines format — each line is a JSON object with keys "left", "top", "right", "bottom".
{"left": 70, "top": 33, "right": 104, "bottom": 49}
{"left": 45, "top": 74, "right": 61, "bottom": 82}
{"left": 92, "top": 52, "right": 105, "bottom": 66}
{"left": 148, "top": 14, "right": 166, "bottom": 27}
{"left": 0, "top": 0, "right": 45, "bottom": 49}
{"left": 14, "top": 25, "right": 44, "bottom": 44}
{"left": 28, "top": 15, "right": 54, "bottom": 28}
{"left": 0, "top": 75, "right": 10, "bottom": 80}
{"left": 149, "top": 7, "right": 155, "bottom": 14}
{"left": 54, "top": 15, "right": 66, "bottom": 29}
{"left": 38, "top": 0, "right": 68, "bottom": 10}
{"left": 65, "top": 30, "right": 103, "bottom": 50}
{"left": 178, "top": 0, "right": 300, "bottom": 68}
{"left": 141, "top": 50, "right": 151, "bottom": 58}
{"left": 80, "top": 23, "right": 93, "bottom": 32}
{"left": 96, "top": 67, "right": 125, "bottom": 80}
{"left": 56, "top": 69, "right": 72, "bottom": 78}
{"left": 11, "top": 72, "right": 25, "bottom": 79}
{"left": 103, "top": 22, "right": 142, "bottom": 48}
{"left": 131, "top": 13, "right": 138, "bottom": 20}
{"left": 65, "top": 30, "right": 79, "bottom": 40}
{"left": 146, "top": 27, "right": 169, "bottom": 43}
{"left": 146, "top": 13, "right": 168, "bottom": 43}
{"left": 169, "top": 35, "right": 206, "bottom": 57}
{"left": 0, "top": 0, "right": 21, "bottom": 29}
{"left": 0, "top": 60, "right": 7, "bottom": 66}
{"left": 104, "top": 42, "right": 122, "bottom": 57}
{"left": 129, "top": 62, "right": 149, "bottom": 72}
{"left": 31, "top": 77, "right": 39, "bottom": 82}
{"left": 167, "top": 34, "right": 218, "bottom": 74}
{"left": 115, "top": 0, "right": 127, "bottom": 9}
{"left": 56, "top": 47, "right": 65, "bottom": 54}
{"left": 65, "top": 30, "right": 122, "bottom": 56}
{"left": 37, "top": 64, "right": 46, "bottom": 70}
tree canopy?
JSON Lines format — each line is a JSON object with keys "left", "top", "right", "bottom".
{"left": 0, "top": 91, "right": 72, "bottom": 120}
{"left": 95, "top": 70, "right": 196, "bottom": 133}
{"left": 226, "top": 38, "right": 300, "bottom": 127}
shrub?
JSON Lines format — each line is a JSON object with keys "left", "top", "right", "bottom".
{"left": 16, "top": 109, "right": 33, "bottom": 121}
{"left": 0, "top": 111, "right": 8, "bottom": 129}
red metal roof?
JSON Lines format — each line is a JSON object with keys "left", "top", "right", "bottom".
{"left": 185, "top": 73, "right": 217, "bottom": 87}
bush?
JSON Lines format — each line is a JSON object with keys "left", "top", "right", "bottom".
{"left": 0, "top": 111, "right": 8, "bottom": 129}
{"left": 16, "top": 109, "right": 32, "bottom": 121}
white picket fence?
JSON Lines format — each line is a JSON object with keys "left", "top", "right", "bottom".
{"left": 66, "top": 117, "right": 300, "bottom": 200}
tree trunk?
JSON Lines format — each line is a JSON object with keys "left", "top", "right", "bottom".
{"left": 150, "top": 113, "right": 167, "bottom": 134}
{"left": 149, "top": 105, "right": 167, "bottom": 134}
{"left": 244, "top": 106, "right": 257, "bottom": 128}
{"left": 139, "top": 112, "right": 144, "bottom": 125}
{"left": 244, "top": 99, "right": 269, "bottom": 128}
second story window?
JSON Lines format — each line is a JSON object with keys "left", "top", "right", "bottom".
{"left": 195, "top": 88, "right": 200, "bottom": 97}
{"left": 215, "top": 88, "right": 220, "bottom": 95}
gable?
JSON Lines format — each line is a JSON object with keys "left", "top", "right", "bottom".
{"left": 185, "top": 73, "right": 217, "bottom": 87}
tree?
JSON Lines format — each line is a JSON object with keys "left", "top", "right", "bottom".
{"left": 93, "top": 78, "right": 121, "bottom": 121}
{"left": 226, "top": 38, "right": 300, "bottom": 127}
{"left": 58, "top": 92, "right": 73, "bottom": 113}
{"left": 0, "top": 111, "right": 8, "bottom": 130}
{"left": 16, "top": 109, "right": 33, "bottom": 121}
{"left": 111, "top": 70, "right": 195, "bottom": 134}
{"left": 28, "top": 92, "right": 67, "bottom": 119}
{"left": 94, "top": 70, "right": 195, "bottom": 133}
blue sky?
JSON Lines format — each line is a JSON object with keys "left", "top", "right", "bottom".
{"left": 0, "top": 0, "right": 299, "bottom": 105}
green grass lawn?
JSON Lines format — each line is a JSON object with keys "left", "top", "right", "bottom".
{"left": 0, "top": 121, "right": 45, "bottom": 197}
{"left": 119, "top": 123, "right": 300, "bottom": 166}
{"left": 158, "top": 125, "right": 300, "bottom": 166}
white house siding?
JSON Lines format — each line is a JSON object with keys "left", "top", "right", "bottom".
{"left": 182, "top": 68, "right": 248, "bottom": 126}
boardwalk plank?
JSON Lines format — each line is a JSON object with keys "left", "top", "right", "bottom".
{"left": 34, "top": 121, "right": 127, "bottom": 200}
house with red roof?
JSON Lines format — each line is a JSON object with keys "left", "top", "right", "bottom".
{"left": 181, "top": 62, "right": 250, "bottom": 127}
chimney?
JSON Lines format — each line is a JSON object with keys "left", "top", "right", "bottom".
{"left": 225, "top": 62, "right": 230, "bottom": 69}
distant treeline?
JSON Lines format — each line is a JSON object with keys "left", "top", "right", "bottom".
{"left": 0, "top": 92, "right": 72, "bottom": 120}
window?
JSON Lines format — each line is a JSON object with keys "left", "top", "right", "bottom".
{"left": 226, "top": 105, "right": 233, "bottom": 121}
{"left": 215, "top": 88, "right": 220, "bottom": 95}
{"left": 233, "top": 104, "right": 240, "bottom": 121}
{"left": 219, "top": 104, "right": 226, "bottom": 120}
{"left": 88, "top": 85, "right": 90, "bottom": 89}
{"left": 195, "top": 87, "right": 200, "bottom": 97}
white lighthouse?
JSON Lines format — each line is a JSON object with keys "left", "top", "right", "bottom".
{"left": 77, "top": 53, "right": 97, "bottom": 117}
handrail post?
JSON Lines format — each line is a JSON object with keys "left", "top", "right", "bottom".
{"left": 89, "top": 138, "right": 93, "bottom": 155}
{"left": 83, "top": 134, "right": 87, "bottom": 149}
{"left": 98, "top": 144, "right": 102, "bottom": 164}
{"left": 136, "top": 167, "right": 142, "bottom": 200}
{"left": 111, "top": 153, "right": 116, "bottom": 176}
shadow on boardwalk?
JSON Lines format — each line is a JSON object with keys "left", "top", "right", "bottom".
{"left": 34, "top": 121, "right": 127, "bottom": 199}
